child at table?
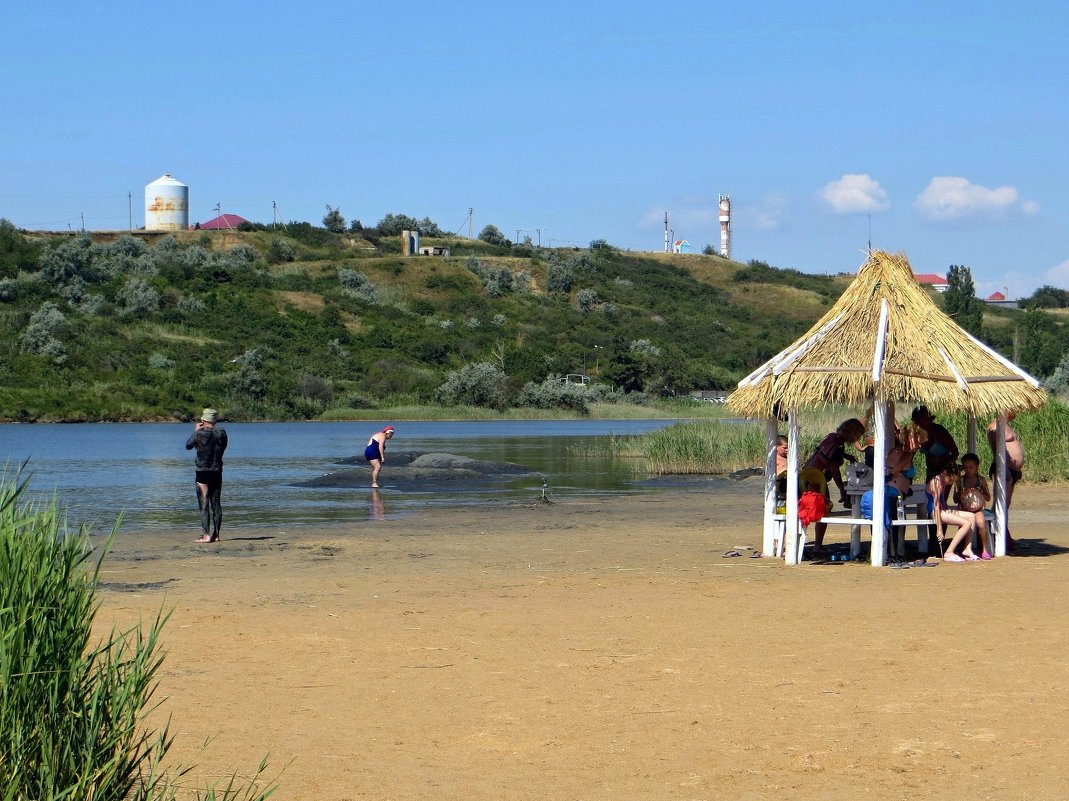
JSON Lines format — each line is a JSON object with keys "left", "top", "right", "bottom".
{"left": 929, "top": 463, "right": 978, "bottom": 562}
{"left": 955, "top": 452, "right": 992, "bottom": 560}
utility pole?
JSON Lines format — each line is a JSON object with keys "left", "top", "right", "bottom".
{"left": 535, "top": 227, "right": 542, "bottom": 247}
{"left": 80, "top": 212, "right": 85, "bottom": 232}
{"left": 128, "top": 192, "right": 132, "bottom": 231}
{"left": 469, "top": 207, "right": 474, "bottom": 239}
{"left": 515, "top": 228, "right": 522, "bottom": 244}
{"left": 670, "top": 229, "right": 675, "bottom": 252}
{"left": 663, "top": 211, "right": 669, "bottom": 253}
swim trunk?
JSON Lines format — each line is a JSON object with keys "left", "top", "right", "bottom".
{"left": 988, "top": 464, "right": 1022, "bottom": 485}
{"left": 364, "top": 443, "right": 382, "bottom": 462}
{"left": 195, "top": 470, "right": 222, "bottom": 490}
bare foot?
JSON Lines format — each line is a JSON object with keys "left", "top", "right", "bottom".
{"left": 194, "top": 534, "right": 218, "bottom": 543}
{"left": 371, "top": 483, "right": 379, "bottom": 488}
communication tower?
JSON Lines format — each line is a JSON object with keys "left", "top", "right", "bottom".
{"left": 718, "top": 195, "right": 732, "bottom": 260}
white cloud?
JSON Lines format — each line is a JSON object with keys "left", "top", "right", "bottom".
{"left": 1042, "top": 259, "right": 1069, "bottom": 287}
{"left": 914, "top": 177, "right": 1038, "bottom": 222}
{"left": 820, "top": 174, "right": 890, "bottom": 214}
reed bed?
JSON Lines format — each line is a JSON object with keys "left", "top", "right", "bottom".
{"left": 619, "top": 399, "right": 1069, "bottom": 481}
{"left": 0, "top": 471, "right": 278, "bottom": 800}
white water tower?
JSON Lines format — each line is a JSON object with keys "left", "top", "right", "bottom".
{"left": 144, "top": 173, "right": 189, "bottom": 231}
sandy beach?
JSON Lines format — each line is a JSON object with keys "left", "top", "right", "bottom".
{"left": 97, "top": 480, "right": 1069, "bottom": 801}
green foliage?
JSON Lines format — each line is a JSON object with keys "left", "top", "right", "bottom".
{"left": 516, "top": 377, "right": 591, "bottom": 413}
{"left": 942, "top": 264, "right": 984, "bottom": 335}
{"left": 1017, "top": 310, "right": 1064, "bottom": 378}
{"left": 1022, "top": 285, "right": 1069, "bottom": 309}
{"left": 0, "top": 473, "right": 278, "bottom": 800}
{"left": 435, "top": 362, "right": 512, "bottom": 409}
{"left": 322, "top": 205, "right": 346, "bottom": 233}
{"left": 477, "top": 224, "right": 510, "bottom": 247}
{"left": 0, "top": 218, "right": 42, "bottom": 278}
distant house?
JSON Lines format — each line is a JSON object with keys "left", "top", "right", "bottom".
{"left": 984, "top": 290, "right": 1019, "bottom": 309}
{"left": 913, "top": 272, "right": 949, "bottom": 292}
{"left": 419, "top": 245, "right": 451, "bottom": 257}
{"left": 194, "top": 213, "right": 248, "bottom": 230}
{"left": 672, "top": 239, "right": 691, "bottom": 254}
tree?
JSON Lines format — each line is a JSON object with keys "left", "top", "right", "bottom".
{"left": 942, "top": 264, "right": 983, "bottom": 336}
{"left": 477, "top": 225, "right": 510, "bottom": 247}
{"left": 323, "top": 205, "right": 346, "bottom": 233}
{"left": 1023, "top": 285, "right": 1069, "bottom": 309}
{"left": 434, "top": 362, "right": 512, "bottom": 409}
{"left": 376, "top": 213, "right": 420, "bottom": 236}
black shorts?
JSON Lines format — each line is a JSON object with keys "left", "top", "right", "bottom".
{"left": 988, "top": 464, "right": 1022, "bottom": 485}
{"left": 195, "top": 470, "right": 223, "bottom": 489}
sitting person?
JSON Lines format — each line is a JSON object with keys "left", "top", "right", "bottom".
{"left": 928, "top": 463, "right": 978, "bottom": 562}
{"left": 804, "top": 418, "right": 865, "bottom": 554}
{"left": 955, "top": 452, "right": 992, "bottom": 559}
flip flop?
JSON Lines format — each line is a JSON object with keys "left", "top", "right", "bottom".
{"left": 750, "top": 551, "right": 763, "bottom": 558}
{"left": 723, "top": 550, "right": 742, "bottom": 558}
{"left": 890, "top": 562, "right": 910, "bottom": 570}
{"left": 965, "top": 554, "right": 981, "bottom": 561}
{"left": 944, "top": 553, "right": 965, "bottom": 562}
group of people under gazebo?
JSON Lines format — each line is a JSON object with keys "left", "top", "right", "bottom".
{"left": 727, "top": 250, "right": 1045, "bottom": 567}
{"left": 775, "top": 405, "right": 1025, "bottom": 563}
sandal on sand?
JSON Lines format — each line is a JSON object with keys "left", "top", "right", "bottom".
{"left": 965, "top": 554, "right": 981, "bottom": 561}
{"left": 944, "top": 553, "right": 965, "bottom": 562}
{"left": 723, "top": 550, "right": 742, "bottom": 558}
{"left": 750, "top": 551, "right": 763, "bottom": 558}
{"left": 910, "top": 559, "right": 937, "bottom": 567}
{"left": 981, "top": 552, "right": 993, "bottom": 560}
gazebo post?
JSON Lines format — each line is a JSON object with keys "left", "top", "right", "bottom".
{"left": 993, "top": 414, "right": 1009, "bottom": 557}
{"left": 763, "top": 417, "right": 778, "bottom": 556}
{"left": 870, "top": 397, "right": 888, "bottom": 567}
{"left": 967, "top": 415, "right": 978, "bottom": 455}
{"left": 785, "top": 408, "right": 801, "bottom": 565}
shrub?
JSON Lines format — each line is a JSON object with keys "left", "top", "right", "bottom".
{"left": 547, "top": 262, "right": 574, "bottom": 293}
{"left": 576, "top": 288, "right": 600, "bottom": 312}
{"left": 20, "top": 301, "right": 68, "bottom": 363}
{"left": 435, "top": 362, "right": 511, "bottom": 409}
{"left": 267, "top": 238, "right": 296, "bottom": 263}
{"left": 516, "top": 378, "right": 591, "bottom": 413}
{"left": 119, "top": 277, "right": 161, "bottom": 316}
{"left": 148, "top": 352, "right": 175, "bottom": 370}
{"left": 338, "top": 268, "right": 377, "bottom": 303}
{"left": 0, "top": 474, "right": 279, "bottom": 799}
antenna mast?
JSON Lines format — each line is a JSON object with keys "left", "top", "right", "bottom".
{"left": 664, "top": 211, "right": 669, "bottom": 253}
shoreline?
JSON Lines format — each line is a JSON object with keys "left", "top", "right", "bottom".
{"left": 97, "top": 485, "right": 1069, "bottom": 800}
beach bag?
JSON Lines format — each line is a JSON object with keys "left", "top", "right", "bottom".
{"left": 959, "top": 486, "right": 985, "bottom": 513}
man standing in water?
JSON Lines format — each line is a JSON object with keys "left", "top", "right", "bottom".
{"left": 186, "top": 408, "right": 228, "bottom": 543}
{"left": 364, "top": 425, "right": 394, "bottom": 488}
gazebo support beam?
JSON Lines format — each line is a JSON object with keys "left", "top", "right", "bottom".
{"left": 763, "top": 417, "right": 778, "bottom": 557}
{"left": 870, "top": 396, "right": 888, "bottom": 566}
{"left": 993, "top": 415, "right": 1008, "bottom": 556}
{"left": 785, "top": 408, "right": 801, "bottom": 565}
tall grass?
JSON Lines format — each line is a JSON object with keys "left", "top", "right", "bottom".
{"left": 0, "top": 471, "right": 278, "bottom": 800}
{"left": 317, "top": 399, "right": 735, "bottom": 422}
{"left": 610, "top": 399, "right": 1069, "bottom": 480}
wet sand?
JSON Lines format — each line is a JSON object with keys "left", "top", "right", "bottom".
{"left": 97, "top": 480, "right": 1069, "bottom": 800}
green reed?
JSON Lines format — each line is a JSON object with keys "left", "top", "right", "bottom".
{"left": 0, "top": 470, "right": 279, "bottom": 800}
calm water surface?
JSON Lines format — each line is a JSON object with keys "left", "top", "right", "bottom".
{"left": 0, "top": 420, "right": 677, "bottom": 531}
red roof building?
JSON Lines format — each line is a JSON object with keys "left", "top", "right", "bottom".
{"left": 986, "top": 291, "right": 1006, "bottom": 301}
{"left": 913, "top": 272, "right": 949, "bottom": 292}
{"left": 194, "top": 213, "right": 247, "bottom": 230}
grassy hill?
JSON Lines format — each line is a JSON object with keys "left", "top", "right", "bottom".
{"left": 0, "top": 222, "right": 1063, "bottom": 422}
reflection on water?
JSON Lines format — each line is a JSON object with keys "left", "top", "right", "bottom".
{"left": 0, "top": 419, "right": 677, "bottom": 532}
{"left": 369, "top": 488, "right": 385, "bottom": 521}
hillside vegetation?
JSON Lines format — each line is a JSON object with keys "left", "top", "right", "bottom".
{"left": 1, "top": 220, "right": 1065, "bottom": 422}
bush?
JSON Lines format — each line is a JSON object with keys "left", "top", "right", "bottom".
{"left": 547, "top": 262, "right": 574, "bottom": 293}
{"left": 434, "top": 362, "right": 511, "bottom": 409}
{"left": 516, "top": 378, "right": 591, "bottom": 413}
{"left": 576, "top": 288, "right": 600, "bottom": 312}
{"left": 20, "top": 301, "right": 68, "bottom": 363}
{"left": 338, "top": 268, "right": 377, "bottom": 303}
{"left": 0, "top": 473, "right": 278, "bottom": 799}
{"left": 118, "top": 277, "right": 160, "bottom": 316}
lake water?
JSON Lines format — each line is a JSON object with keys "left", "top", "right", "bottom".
{"left": 0, "top": 420, "right": 679, "bottom": 532}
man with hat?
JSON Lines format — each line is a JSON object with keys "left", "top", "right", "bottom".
{"left": 364, "top": 425, "right": 395, "bottom": 488}
{"left": 186, "top": 408, "right": 228, "bottom": 543}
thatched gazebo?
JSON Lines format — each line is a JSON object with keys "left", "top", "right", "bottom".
{"left": 728, "top": 251, "right": 1046, "bottom": 566}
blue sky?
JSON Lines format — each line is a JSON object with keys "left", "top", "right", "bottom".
{"left": 3, "top": 0, "right": 1066, "bottom": 298}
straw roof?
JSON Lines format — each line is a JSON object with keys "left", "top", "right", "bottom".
{"left": 728, "top": 250, "right": 1046, "bottom": 418}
